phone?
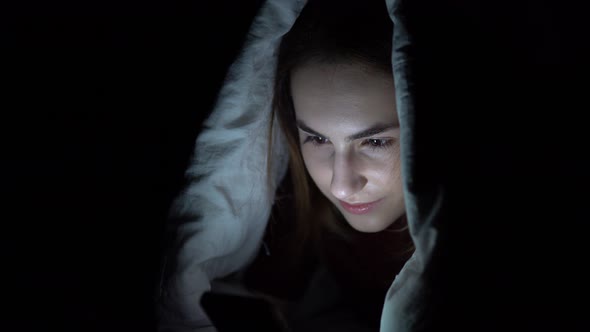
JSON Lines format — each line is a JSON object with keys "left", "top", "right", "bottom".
{"left": 200, "top": 291, "right": 290, "bottom": 332}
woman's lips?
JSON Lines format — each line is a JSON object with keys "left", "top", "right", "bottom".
{"left": 338, "top": 198, "right": 383, "bottom": 215}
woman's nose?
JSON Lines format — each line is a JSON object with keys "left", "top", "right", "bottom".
{"left": 330, "top": 153, "right": 367, "bottom": 201}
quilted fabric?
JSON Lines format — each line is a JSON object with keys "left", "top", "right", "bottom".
{"left": 156, "top": 1, "right": 307, "bottom": 330}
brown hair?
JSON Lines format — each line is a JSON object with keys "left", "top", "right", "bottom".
{"left": 266, "top": 0, "right": 412, "bottom": 260}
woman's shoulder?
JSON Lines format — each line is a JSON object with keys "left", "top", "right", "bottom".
{"left": 241, "top": 197, "right": 320, "bottom": 302}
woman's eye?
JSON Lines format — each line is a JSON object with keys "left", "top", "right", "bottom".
{"left": 363, "top": 138, "right": 393, "bottom": 149}
{"left": 304, "top": 135, "right": 329, "bottom": 146}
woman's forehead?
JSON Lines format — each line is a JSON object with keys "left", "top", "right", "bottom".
{"left": 291, "top": 62, "right": 397, "bottom": 125}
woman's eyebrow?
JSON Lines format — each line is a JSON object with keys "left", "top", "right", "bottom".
{"left": 296, "top": 120, "right": 398, "bottom": 142}
{"left": 296, "top": 120, "right": 325, "bottom": 138}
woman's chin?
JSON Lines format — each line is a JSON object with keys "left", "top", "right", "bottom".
{"left": 344, "top": 216, "right": 393, "bottom": 233}
{"left": 342, "top": 211, "right": 406, "bottom": 233}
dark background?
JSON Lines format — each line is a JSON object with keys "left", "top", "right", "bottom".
{"left": 2, "top": 1, "right": 263, "bottom": 331}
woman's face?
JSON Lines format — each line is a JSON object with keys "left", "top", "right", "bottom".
{"left": 291, "top": 61, "right": 405, "bottom": 233}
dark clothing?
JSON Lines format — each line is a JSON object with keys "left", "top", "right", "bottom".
{"left": 243, "top": 211, "right": 413, "bottom": 331}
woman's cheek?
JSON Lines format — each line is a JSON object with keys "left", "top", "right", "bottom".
{"left": 301, "top": 150, "right": 332, "bottom": 188}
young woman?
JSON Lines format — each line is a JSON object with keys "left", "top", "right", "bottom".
{"left": 157, "top": 1, "right": 417, "bottom": 331}
{"left": 241, "top": 1, "right": 414, "bottom": 330}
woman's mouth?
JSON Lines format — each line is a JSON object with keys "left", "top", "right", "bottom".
{"left": 338, "top": 198, "right": 383, "bottom": 215}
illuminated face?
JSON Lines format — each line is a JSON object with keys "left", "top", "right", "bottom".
{"left": 291, "top": 61, "right": 404, "bottom": 233}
